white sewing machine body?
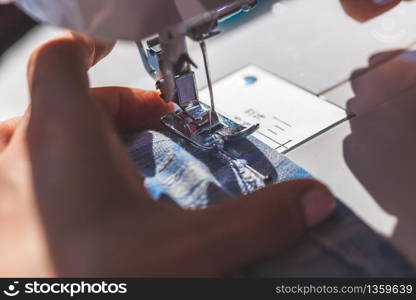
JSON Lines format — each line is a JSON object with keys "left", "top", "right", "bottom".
{"left": 10, "top": 0, "right": 253, "bottom": 41}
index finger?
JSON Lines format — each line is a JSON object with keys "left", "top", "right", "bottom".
{"left": 340, "top": 0, "right": 401, "bottom": 22}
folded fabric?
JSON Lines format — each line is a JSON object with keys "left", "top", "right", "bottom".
{"left": 124, "top": 119, "right": 415, "bottom": 277}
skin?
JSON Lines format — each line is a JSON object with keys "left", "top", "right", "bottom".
{"left": 0, "top": 33, "right": 335, "bottom": 277}
{"left": 340, "top": 0, "right": 410, "bottom": 22}
{"left": 0, "top": 0, "right": 401, "bottom": 277}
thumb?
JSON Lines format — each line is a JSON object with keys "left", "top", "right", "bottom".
{"left": 26, "top": 33, "right": 115, "bottom": 140}
{"left": 191, "top": 179, "right": 336, "bottom": 275}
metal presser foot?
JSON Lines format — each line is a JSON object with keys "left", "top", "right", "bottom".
{"left": 160, "top": 40, "right": 260, "bottom": 152}
{"left": 161, "top": 100, "right": 259, "bottom": 151}
{"left": 159, "top": 70, "right": 271, "bottom": 187}
{"left": 138, "top": 34, "right": 270, "bottom": 188}
{"left": 161, "top": 102, "right": 271, "bottom": 188}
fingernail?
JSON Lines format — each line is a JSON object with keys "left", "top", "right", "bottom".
{"left": 372, "top": 0, "right": 395, "bottom": 6}
{"left": 302, "top": 188, "right": 336, "bottom": 228}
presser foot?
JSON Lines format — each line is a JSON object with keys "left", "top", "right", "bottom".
{"left": 161, "top": 106, "right": 258, "bottom": 151}
{"left": 161, "top": 107, "right": 271, "bottom": 186}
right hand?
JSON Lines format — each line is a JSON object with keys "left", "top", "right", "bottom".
{"left": 340, "top": 0, "right": 405, "bottom": 22}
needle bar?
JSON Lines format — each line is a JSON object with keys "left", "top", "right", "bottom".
{"left": 199, "top": 40, "right": 216, "bottom": 130}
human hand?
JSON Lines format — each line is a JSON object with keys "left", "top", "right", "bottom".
{"left": 339, "top": 0, "right": 408, "bottom": 22}
{"left": 0, "top": 33, "right": 336, "bottom": 277}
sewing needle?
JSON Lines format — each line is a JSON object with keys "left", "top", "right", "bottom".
{"left": 200, "top": 40, "right": 215, "bottom": 132}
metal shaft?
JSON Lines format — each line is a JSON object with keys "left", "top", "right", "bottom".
{"left": 199, "top": 40, "right": 216, "bottom": 130}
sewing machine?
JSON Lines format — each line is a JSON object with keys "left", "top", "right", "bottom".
{"left": 11, "top": 0, "right": 256, "bottom": 146}
{"left": 8, "top": 0, "right": 270, "bottom": 180}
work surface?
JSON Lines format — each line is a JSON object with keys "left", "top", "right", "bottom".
{"left": 1, "top": 0, "right": 416, "bottom": 264}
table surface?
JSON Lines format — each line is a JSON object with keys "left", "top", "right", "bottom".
{"left": 1, "top": 0, "right": 416, "bottom": 264}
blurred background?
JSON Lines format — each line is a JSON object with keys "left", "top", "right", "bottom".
{"left": 0, "top": 3, "right": 36, "bottom": 56}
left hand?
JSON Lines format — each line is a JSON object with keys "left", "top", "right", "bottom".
{"left": 0, "top": 32, "right": 335, "bottom": 277}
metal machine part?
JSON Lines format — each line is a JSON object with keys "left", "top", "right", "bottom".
{"left": 135, "top": 1, "right": 268, "bottom": 183}
{"left": 9, "top": 0, "right": 268, "bottom": 182}
{"left": 138, "top": 1, "right": 260, "bottom": 152}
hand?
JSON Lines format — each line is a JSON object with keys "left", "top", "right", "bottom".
{"left": 340, "top": 0, "right": 407, "bottom": 22}
{"left": 0, "top": 33, "right": 336, "bottom": 277}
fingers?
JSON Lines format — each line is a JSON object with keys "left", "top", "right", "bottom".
{"left": 16, "top": 33, "right": 157, "bottom": 214}
{"left": 340, "top": 0, "right": 401, "bottom": 22}
{"left": 27, "top": 32, "right": 115, "bottom": 134}
{"left": 90, "top": 87, "right": 174, "bottom": 132}
{"left": 190, "top": 179, "right": 336, "bottom": 275}
{"left": 0, "top": 117, "right": 22, "bottom": 151}
{"left": 26, "top": 31, "right": 172, "bottom": 137}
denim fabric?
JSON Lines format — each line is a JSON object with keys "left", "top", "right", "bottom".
{"left": 124, "top": 119, "right": 416, "bottom": 277}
